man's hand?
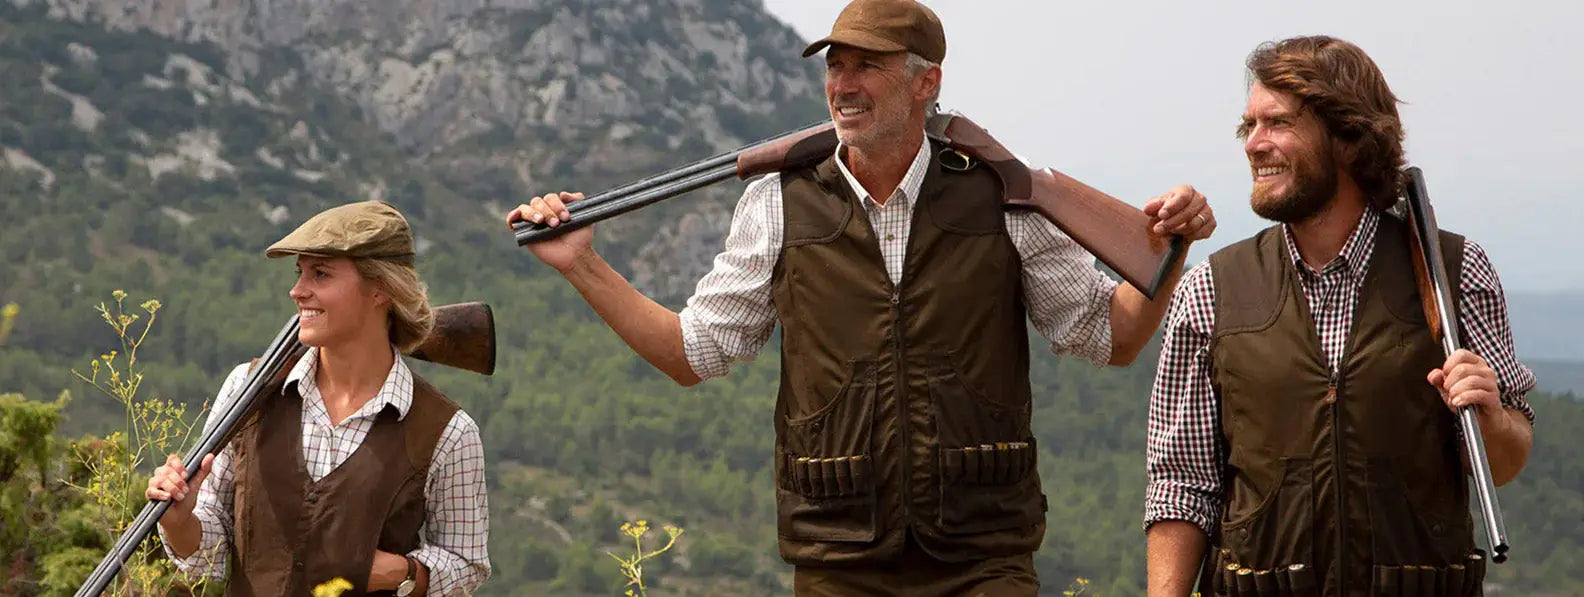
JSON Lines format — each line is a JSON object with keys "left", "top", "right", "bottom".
{"left": 1428, "top": 348, "right": 1505, "bottom": 428}
{"left": 1144, "top": 184, "right": 1215, "bottom": 242}
{"left": 507, "top": 191, "right": 596, "bottom": 274}
{"left": 1428, "top": 347, "right": 1534, "bottom": 485}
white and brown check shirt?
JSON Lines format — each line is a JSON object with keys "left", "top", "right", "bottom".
{"left": 679, "top": 135, "right": 1121, "bottom": 378}
{"left": 1143, "top": 207, "right": 1537, "bottom": 537}
{"left": 160, "top": 346, "right": 491, "bottom": 596}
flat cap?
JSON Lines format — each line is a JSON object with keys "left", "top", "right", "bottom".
{"left": 802, "top": 0, "right": 946, "bottom": 64}
{"left": 266, "top": 200, "right": 416, "bottom": 266}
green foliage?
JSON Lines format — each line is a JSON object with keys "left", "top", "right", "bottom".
{"left": 0, "top": 6, "right": 1579, "bottom": 596}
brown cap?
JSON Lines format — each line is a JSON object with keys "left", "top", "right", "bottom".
{"left": 266, "top": 200, "right": 416, "bottom": 266}
{"left": 802, "top": 0, "right": 946, "bottom": 64}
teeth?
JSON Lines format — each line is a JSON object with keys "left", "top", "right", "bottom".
{"left": 838, "top": 107, "right": 869, "bottom": 116}
{"left": 1256, "top": 167, "right": 1286, "bottom": 177}
{"left": 300, "top": 309, "right": 324, "bottom": 319}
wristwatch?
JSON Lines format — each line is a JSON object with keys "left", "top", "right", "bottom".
{"left": 396, "top": 555, "right": 418, "bottom": 596}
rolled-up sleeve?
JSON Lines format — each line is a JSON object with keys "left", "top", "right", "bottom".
{"left": 412, "top": 411, "right": 491, "bottom": 596}
{"left": 678, "top": 175, "right": 784, "bottom": 381}
{"left": 1143, "top": 261, "right": 1225, "bottom": 537}
{"left": 1456, "top": 240, "right": 1537, "bottom": 424}
{"left": 1007, "top": 211, "right": 1119, "bottom": 367}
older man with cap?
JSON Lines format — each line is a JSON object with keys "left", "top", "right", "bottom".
{"left": 146, "top": 200, "right": 492, "bottom": 596}
{"left": 507, "top": 0, "right": 1215, "bottom": 593}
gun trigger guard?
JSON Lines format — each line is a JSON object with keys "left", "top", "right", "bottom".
{"left": 937, "top": 148, "right": 976, "bottom": 172}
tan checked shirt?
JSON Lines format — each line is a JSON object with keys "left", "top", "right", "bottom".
{"left": 160, "top": 346, "right": 491, "bottom": 596}
{"left": 679, "top": 134, "right": 1120, "bottom": 379}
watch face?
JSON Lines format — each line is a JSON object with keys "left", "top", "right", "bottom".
{"left": 396, "top": 580, "right": 416, "bottom": 596}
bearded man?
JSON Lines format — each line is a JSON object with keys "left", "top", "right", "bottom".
{"left": 1142, "top": 35, "right": 1536, "bottom": 597}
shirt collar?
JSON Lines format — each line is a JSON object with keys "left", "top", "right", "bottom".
{"left": 286, "top": 344, "right": 414, "bottom": 421}
{"left": 1281, "top": 206, "right": 1380, "bottom": 278}
{"left": 833, "top": 133, "right": 933, "bottom": 209}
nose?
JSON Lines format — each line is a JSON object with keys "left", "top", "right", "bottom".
{"left": 289, "top": 274, "right": 310, "bottom": 301}
{"left": 827, "top": 70, "right": 857, "bottom": 98}
{"left": 1244, "top": 126, "right": 1271, "bottom": 158}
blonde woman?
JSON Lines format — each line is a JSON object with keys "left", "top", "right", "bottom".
{"left": 146, "top": 200, "right": 491, "bottom": 596}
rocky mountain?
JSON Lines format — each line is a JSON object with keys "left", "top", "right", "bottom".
{"left": 1, "top": 1, "right": 837, "bottom": 594}
{"left": 7, "top": 0, "right": 828, "bottom": 300}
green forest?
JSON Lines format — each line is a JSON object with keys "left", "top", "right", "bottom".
{"left": 1, "top": 3, "right": 1580, "bottom": 596}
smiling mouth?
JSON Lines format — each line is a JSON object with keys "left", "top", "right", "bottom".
{"left": 299, "top": 308, "right": 324, "bottom": 321}
{"left": 835, "top": 106, "right": 870, "bottom": 118}
{"left": 1254, "top": 166, "right": 1288, "bottom": 180}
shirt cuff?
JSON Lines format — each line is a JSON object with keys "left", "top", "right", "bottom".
{"left": 158, "top": 516, "right": 227, "bottom": 580}
{"left": 1143, "top": 483, "right": 1220, "bottom": 538}
{"left": 678, "top": 307, "right": 728, "bottom": 381}
{"left": 1070, "top": 276, "right": 1119, "bottom": 368}
{"left": 411, "top": 546, "right": 483, "bottom": 597}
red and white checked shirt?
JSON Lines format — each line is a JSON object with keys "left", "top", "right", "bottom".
{"left": 160, "top": 346, "right": 491, "bottom": 596}
{"left": 1143, "top": 207, "right": 1537, "bottom": 537}
{"left": 679, "top": 134, "right": 1120, "bottom": 378}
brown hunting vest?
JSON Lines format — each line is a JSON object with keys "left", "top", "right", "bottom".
{"left": 226, "top": 349, "right": 458, "bottom": 597}
{"left": 1204, "top": 213, "right": 1487, "bottom": 597}
{"left": 769, "top": 140, "right": 1046, "bottom": 566}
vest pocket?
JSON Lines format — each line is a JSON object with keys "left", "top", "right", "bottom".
{"left": 776, "top": 361, "right": 879, "bottom": 543}
{"left": 1369, "top": 551, "right": 1487, "bottom": 597}
{"left": 1363, "top": 458, "right": 1472, "bottom": 567}
{"left": 1220, "top": 458, "right": 1314, "bottom": 573}
{"left": 925, "top": 353, "right": 1022, "bottom": 447}
{"left": 935, "top": 438, "right": 1044, "bottom": 535}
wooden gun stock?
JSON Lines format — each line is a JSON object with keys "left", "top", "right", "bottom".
{"left": 410, "top": 301, "right": 497, "bottom": 376}
{"left": 938, "top": 116, "right": 1184, "bottom": 299}
{"left": 737, "top": 122, "right": 838, "bottom": 179}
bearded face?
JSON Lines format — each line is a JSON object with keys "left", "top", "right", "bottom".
{"left": 1241, "top": 82, "right": 1343, "bottom": 224}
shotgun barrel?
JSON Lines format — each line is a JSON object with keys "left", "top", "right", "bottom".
{"left": 1402, "top": 166, "right": 1509, "bottom": 564}
{"left": 510, "top": 119, "right": 833, "bottom": 246}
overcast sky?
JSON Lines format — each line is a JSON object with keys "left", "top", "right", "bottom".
{"left": 761, "top": 0, "right": 1582, "bottom": 293}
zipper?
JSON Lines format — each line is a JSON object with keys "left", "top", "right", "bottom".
{"left": 891, "top": 288, "right": 911, "bottom": 522}
{"left": 1329, "top": 368, "right": 1346, "bottom": 592}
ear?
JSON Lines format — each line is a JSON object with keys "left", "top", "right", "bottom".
{"left": 1332, "top": 135, "right": 1361, "bottom": 168}
{"left": 914, "top": 64, "right": 941, "bottom": 103}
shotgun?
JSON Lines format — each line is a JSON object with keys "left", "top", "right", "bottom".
{"left": 73, "top": 302, "right": 496, "bottom": 597}
{"left": 512, "top": 112, "right": 1187, "bottom": 300}
{"left": 1401, "top": 166, "right": 1508, "bottom": 564}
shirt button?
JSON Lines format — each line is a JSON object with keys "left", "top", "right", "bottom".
{"left": 886, "top": 234, "right": 895, "bottom": 241}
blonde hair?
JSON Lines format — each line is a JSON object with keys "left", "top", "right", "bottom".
{"left": 354, "top": 258, "right": 434, "bottom": 353}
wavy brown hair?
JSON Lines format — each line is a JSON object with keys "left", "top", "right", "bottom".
{"left": 1244, "top": 35, "right": 1405, "bottom": 209}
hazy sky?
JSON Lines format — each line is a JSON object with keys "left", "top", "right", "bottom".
{"left": 761, "top": 1, "right": 1582, "bottom": 293}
